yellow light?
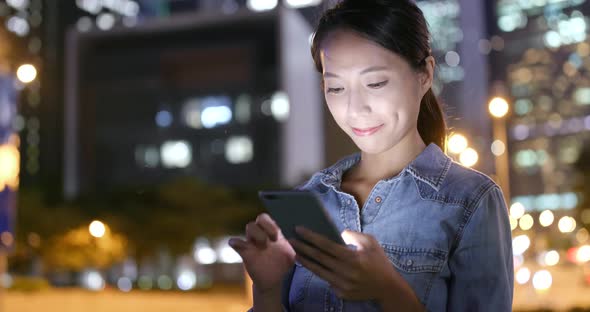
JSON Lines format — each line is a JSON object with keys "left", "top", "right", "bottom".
{"left": 519, "top": 214, "right": 534, "bottom": 231}
{"left": 558, "top": 216, "right": 576, "bottom": 233}
{"left": 489, "top": 97, "right": 509, "bottom": 118}
{"left": 509, "top": 216, "right": 518, "bottom": 231}
{"left": 539, "top": 210, "right": 554, "bottom": 227}
{"left": 515, "top": 267, "right": 530, "bottom": 284}
{"left": 0, "top": 231, "right": 14, "bottom": 247}
{"left": 544, "top": 250, "right": 559, "bottom": 266}
{"left": 448, "top": 133, "right": 468, "bottom": 154}
{"left": 0, "top": 140, "right": 20, "bottom": 192}
{"left": 577, "top": 228, "right": 589, "bottom": 243}
{"left": 459, "top": 148, "right": 478, "bottom": 168}
{"left": 510, "top": 202, "right": 525, "bottom": 219}
{"left": 89, "top": 220, "right": 107, "bottom": 238}
{"left": 577, "top": 245, "right": 590, "bottom": 263}
{"left": 532, "top": 270, "right": 552, "bottom": 292}
{"left": 16, "top": 64, "right": 37, "bottom": 84}
{"left": 512, "top": 234, "right": 530, "bottom": 255}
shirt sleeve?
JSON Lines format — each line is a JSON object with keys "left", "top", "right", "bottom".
{"left": 446, "top": 186, "right": 514, "bottom": 311}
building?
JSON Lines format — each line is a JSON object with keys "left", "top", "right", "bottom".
{"left": 63, "top": 5, "right": 324, "bottom": 198}
{"left": 490, "top": 0, "right": 590, "bottom": 269}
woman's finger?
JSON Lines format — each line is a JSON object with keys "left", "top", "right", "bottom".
{"left": 295, "top": 254, "right": 347, "bottom": 288}
{"left": 228, "top": 237, "right": 247, "bottom": 251}
{"left": 245, "top": 222, "right": 269, "bottom": 247}
{"left": 256, "top": 213, "right": 280, "bottom": 241}
{"left": 290, "top": 239, "right": 344, "bottom": 272}
{"left": 294, "top": 226, "right": 352, "bottom": 259}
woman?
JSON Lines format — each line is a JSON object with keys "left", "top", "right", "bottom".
{"left": 229, "top": 0, "right": 514, "bottom": 311}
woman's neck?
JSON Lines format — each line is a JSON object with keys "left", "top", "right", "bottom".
{"left": 350, "top": 130, "right": 427, "bottom": 184}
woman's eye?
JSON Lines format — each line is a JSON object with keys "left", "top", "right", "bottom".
{"left": 327, "top": 87, "right": 344, "bottom": 94}
{"left": 367, "top": 80, "right": 388, "bottom": 89}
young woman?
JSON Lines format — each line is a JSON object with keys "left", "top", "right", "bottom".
{"left": 229, "top": 1, "right": 514, "bottom": 311}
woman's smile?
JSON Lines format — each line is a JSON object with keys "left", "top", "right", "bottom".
{"left": 351, "top": 124, "right": 384, "bottom": 136}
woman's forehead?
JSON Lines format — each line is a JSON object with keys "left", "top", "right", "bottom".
{"left": 319, "top": 30, "right": 406, "bottom": 70}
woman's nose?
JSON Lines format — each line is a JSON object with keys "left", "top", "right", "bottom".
{"left": 347, "top": 90, "right": 371, "bottom": 117}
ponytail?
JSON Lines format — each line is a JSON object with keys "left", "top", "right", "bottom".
{"left": 418, "top": 88, "right": 447, "bottom": 152}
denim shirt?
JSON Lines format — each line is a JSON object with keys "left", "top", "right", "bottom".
{"left": 249, "top": 143, "right": 513, "bottom": 312}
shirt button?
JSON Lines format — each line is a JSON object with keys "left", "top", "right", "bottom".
{"left": 406, "top": 259, "right": 413, "bottom": 266}
{"left": 375, "top": 196, "right": 382, "bottom": 203}
{"left": 329, "top": 307, "right": 335, "bottom": 312}
{"left": 347, "top": 199, "right": 352, "bottom": 205}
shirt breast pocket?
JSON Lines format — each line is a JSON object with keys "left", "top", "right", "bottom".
{"left": 381, "top": 243, "right": 448, "bottom": 305}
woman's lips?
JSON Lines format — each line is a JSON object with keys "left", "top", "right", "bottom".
{"left": 352, "top": 124, "right": 384, "bottom": 136}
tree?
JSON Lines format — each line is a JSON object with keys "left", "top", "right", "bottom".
{"left": 42, "top": 225, "right": 127, "bottom": 271}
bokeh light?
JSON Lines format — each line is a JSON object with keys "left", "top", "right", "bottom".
{"left": 513, "top": 234, "right": 531, "bottom": 255}
{"left": 509, "top": 216, "right": 518, "bottom": 231}
{"left": 157, "top": 275, "right": 173, "bottom": 290}
{"left": 448, "top": 133, "right": 468, "bottom": 154}
{"left": 558, "top": 216, "right": 576, "bottom": 233}
{"left": 577, "top": 245, "right": 590, "bottom": 263}
{"left": 89, "top": 220, "right": 106, "bottom": 238}
{"left": 533, "top": 270, "right": 552, "bottom": 291}
{"left": 544, "top": 250, "right": 560, "bottom": 266}
{"left": 177, "top": 271, "right": 197, "bottom": 291}
{"left": 491, "top": 139, "right": 506, "bottom": 156}
{"left": 117, "top": 277, "right": 133, "bottom": 292}
{"left": 577, "top": 228, "right": 589, "bottom": 243}
{"left": 516, "top": 267, "right": 531, "bottom": 284}
{"left": 519, "top": 214, "right": 534, "bottom": 231}
{"left": 459, "top": 148, "right": 478, "bottom": 167}
{"left": 539, "top": 210, "right": 555, "bottom": 227}
{"left": 489, "top": 97, "right": 509, "bottom": 118}
{"left": 510, "top": 202, "right": 526, "bottom": 219}
{"left": 16, "top": 64, "right": 37, "bottom": 83}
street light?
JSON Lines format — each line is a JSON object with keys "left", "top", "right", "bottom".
{"left": 16, "top": 64, "right": 37, "bottom": 84}
{"left": 459, "top": 147, "right": 479, "bottom": 168}
{"left": 448, "top": 133, "right": 468, "bottom": 154}
{"left": 489, "top": 97, "right": 509, "bottom": 118}
{"left": 489, "top": 96, "right": 511, "bottom": 204}
{"left": 0, "top": 135, "right": 20, "bottom": 192}
{"left": 89, "top": 220, "right": 106, "bottom": 238}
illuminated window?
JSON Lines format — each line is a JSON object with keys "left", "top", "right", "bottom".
{"left": 225, "top": 136, "right": 253, "bottom": 164}
{"left": 161, "top": 141, "right": 192, "bottom": 168}
{"left": 200, "top": 96, "right": 232, "bottom": 129}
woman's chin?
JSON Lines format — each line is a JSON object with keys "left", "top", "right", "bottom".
{"left": 352, "top": 140, "right": 390, "bottom": 155}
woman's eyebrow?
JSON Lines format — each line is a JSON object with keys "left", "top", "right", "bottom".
{"left": 323, "top": 66, "right": 389, "bottom": 78}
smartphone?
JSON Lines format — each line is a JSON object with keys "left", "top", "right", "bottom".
{"left": 258, "top": 190, "right": 346, "bottom": 245}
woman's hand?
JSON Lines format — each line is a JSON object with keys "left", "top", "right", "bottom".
{"left": 228, "top": 213, "right": 295, "bottom": 294}
{"left": 290, "top": 227, "right": 420, "bottom": 306}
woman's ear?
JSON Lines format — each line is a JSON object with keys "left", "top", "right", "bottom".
{"left": 419, "top": 56, "right": 435, "bottom": 96}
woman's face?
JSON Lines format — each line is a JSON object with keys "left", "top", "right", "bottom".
{"left": 319, "top": 30, "right": 433, "bottom": 154}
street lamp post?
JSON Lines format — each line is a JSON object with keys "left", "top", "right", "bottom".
{"left": 489, "top": 97, "right": 511, "bottom": 205}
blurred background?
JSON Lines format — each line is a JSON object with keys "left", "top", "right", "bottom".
{"left": 0, "top": 0, "right": 589, "bottom": 311}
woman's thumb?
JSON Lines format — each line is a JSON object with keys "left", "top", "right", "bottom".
{"left": 228, "top": 238, "right": 247, "bottom": 255}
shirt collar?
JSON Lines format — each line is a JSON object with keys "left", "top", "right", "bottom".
{"left": 319, "top": 143, "right": 451, "bottom": 192}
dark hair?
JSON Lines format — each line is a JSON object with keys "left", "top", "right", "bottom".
{"left": 311, "top": 0, "right": 447, "bottom": 151}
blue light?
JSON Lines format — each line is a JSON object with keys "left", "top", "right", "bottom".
{"left": 155, "top": 110, "right": 173, "bottom": 128}
{"left": 200, "top": 96, "right": 233, "bottom": 129}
